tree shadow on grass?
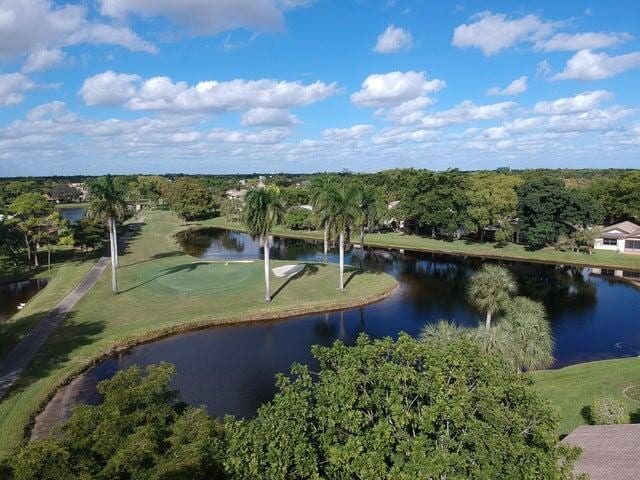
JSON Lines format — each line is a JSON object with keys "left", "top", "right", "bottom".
{"left": 119, "top": 251, "right": 183, "bottom": 269}
{"left": 270, "top": 263, "right": 320, "bottom": 301}
{"left": 1, "top": 311, "right": 105, "bottom": 407}
{"left": 580, "top": 405, "right": 594, "bottom": 425}
{"left": 118, "top": 262, "right": 202, "bottom": 294}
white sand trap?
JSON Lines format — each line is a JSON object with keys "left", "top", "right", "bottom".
{"left": 272, "top": 264, "right": 305, "bottom": 278}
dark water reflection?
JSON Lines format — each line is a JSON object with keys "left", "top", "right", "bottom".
{"left": 0, "top": 279, "right": 49, "bottom": 322}
{"left": 57, "top": 206, "right": 85, "bottom": 224}
{"left": 79, "top": 228, "right": 640, "bottom": 419}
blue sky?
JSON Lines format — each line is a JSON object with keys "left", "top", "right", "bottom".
{"left": 1, "top": 0, "right": 639, "bottom": 176}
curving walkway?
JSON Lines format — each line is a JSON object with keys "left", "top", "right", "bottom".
{"left": 0, "top": 218, "right": 145, "bottom": 400}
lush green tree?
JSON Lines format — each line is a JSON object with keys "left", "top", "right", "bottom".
{"left": 326, "top": 184, "right": 360, "bottom": 290}
{"left": 419, "top": 319, "right": 467, "bottom": 344}
{"left": 587, "top": 171, "right": 640, "bottom": 223}
{"left": 5, "top": 364, "right": 225, "bottom": 480}
{"left": 517, "top": 177, "right": 603, "bottom": 248}
{"left": 136, "top": 175, "right": 167, "bottom": 206}
{"left": 467, "top": 265, "right": 517, "bottom": 328}
{"left": 166, "top": 178, "right": 214, "bottom": 221}
{"left": 9, "top": 193, "right": 54, "bottom": 268}
{"left": 34, "top": 212, "right": 65, "bottom": 270}
{"left": 284, "top": 207, "right": 313, "bottom": 231}
{"left": 225, "top": 334, "right": 578, "bottom": 480}
{"left": 89, "top": 175, "right": 126, "bottom": 294}
{"left": 0, "top": 217, "right": 25, "bottom": 266}
{"left": 219, "top": 198, "right": 244, "bottom": 222}
{"left": 72, "top": 219, "right": 106, "bottom": 251}
{"left": 466, "top": 173, "right": 523, "bottom": 241}
{"left": 356, "top": 185, "right": 386, "bottom": 267}
{"left": 243, "top": 187, "right": 283, "bottom": 302}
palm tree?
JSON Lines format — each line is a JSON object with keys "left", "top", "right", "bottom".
{"left": 500, "top": 297, "right": 553, "bottom": 372}
{"left": 356, "top": 186, "right": 385, "bottom": 269}
{"left": 90, "top": 175, "right": 126, "bottom": 295}
{"left": 467, "top": 264, "right": 517, "bottom": 328}
{"left": 326, "top": 184, "right": 360, "bottom": 291}
{"left": 310, "top": 176, "right": 335, "bottom": 263}
{"left": 243, "top": 187, "right": 283, "bottom": 302}
{"left": 420, "top": 319, "right": 468, "bottom": 344}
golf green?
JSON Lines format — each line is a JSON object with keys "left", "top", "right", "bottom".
{"left": 140, "top": 261, "right": 264, "bottom": 296}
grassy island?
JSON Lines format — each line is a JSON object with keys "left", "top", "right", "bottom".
{"left": 0, "top": 209, "right": 397, "bottom": 455}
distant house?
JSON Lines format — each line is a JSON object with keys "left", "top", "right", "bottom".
{"left": 225, "top": 189, "right": 248, "bottom": 200}
{"left": 594, "top": 221, "right": 640, "bottom": 254}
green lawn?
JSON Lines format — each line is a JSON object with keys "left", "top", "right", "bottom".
{"left": 0, "top": 209, "right": 396, "bottom": 455}
{"left": 201, "top": 217, "right": 640, "bottom": 271}
{"left": 531, "top": 357, "right": 640, "bottom": 436}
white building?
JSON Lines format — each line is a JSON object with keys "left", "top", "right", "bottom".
{"left": 594, "top": 221, "right": 640, "bottom": 254}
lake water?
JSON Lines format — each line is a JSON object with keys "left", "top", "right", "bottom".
{"left": 57, "top": 206, "right": 86, "bottom": 224}
{"left": 71, "top": 228, "right": 640, "bottom": 420}
{"left": 0, "top": 279, "right": 49, "bottom": 323}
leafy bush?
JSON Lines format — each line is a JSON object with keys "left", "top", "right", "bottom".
{"left": 284, "top": 207, "right": 313, "bottom": 230}
{"left": 591, "top": 397, "right": 628, "bottom": 425}
{"left": 225, "top": 334, "right": 578, "bottom": 480}
{"left": 6, "top": 363, "right": 225, "bottom": 480}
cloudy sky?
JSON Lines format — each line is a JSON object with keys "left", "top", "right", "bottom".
{"left": 1, "top": 0, "right": 639, "bottom": 176}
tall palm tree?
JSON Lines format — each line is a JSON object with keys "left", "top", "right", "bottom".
{"left": 420, "top": 319, "right": 468, "bottom": 344}
{"left": 356, "top": 186, "right": 385, "bottom": 270}
{"left": 500, "top": 297, "right": 553, "bottom": 372}
{"left": 467, "top": 264, "right": 517, "bottom": 328}
{"left": 310, "top": 176, "right": 335, "bottom": 263}
{"left": 243, "top": 187, "right": 283, "bottom": 302}
{"left": 326, "top": 184, "right": 360, "bottom": 291}
{"left": 90, "top": 175, "right": 126, "bottom": 295}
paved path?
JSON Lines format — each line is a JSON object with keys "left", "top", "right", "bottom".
{"left": 0, "top": 218, "right": 145, "bottom": 400}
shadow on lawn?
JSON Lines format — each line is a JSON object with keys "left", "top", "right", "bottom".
{"left": 118, "top": 262, "right": 202, "bottom": 294}
{"left": 1, "top": 311, "right": 105, "bottom": 405}
{"left": 271, "top": 263, "right": 320, "bottom": 300}
{"left": 120, "top": 251, "right": 183, "bottom": 269}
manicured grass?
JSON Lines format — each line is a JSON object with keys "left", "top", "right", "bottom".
{"left": 531, "top": 357, "right": 640, "bottom": 436}
{"left": 202, "top": 217, "right": 640, "bottom": 272}
{"left": 0, "top": 209, "right": 397, "bottom": 455}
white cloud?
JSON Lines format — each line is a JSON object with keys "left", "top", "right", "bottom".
{"left": 241, "top": 108, "right": 301, "bottom": 127}
{"left": 373, "top": 25, "right": 413, "bottom": 53}
{"left": 420, "top": 100, "right": 517, "bottom": 128}
{"left": 21, "top": 48, "right": 66, "bottom": 73}
{"left": 536, "top": 59, "right": 553, "bottom": 78}
{"left": 553, "top": 49, "right": 640, "bottom": 81}
{"left": 383, "top": 97, "right": 435, "bottom": 125}
{"left": 452, "top": 11, "right": 557, "bottom": 56}
{"left": 323, "top": 124, "right": 374, "bottom": 141}
{"left": 534, "top": 90, "right": 613, "bottom": 115}
{"left": 209, "top": 128, "right": 291, "bottom": 144}
{"left": 372, "top": 127, "right": 440, "bottom": 145}
{"left": 0, "top": 73, "right": 36, "bottom": 107}
{"left": 351, "top": 71, "right": 445, "bottom": 108}
{"left": 0, "top": 0, "right": 156, "bottom": 59}
{"left": 535, "top": 32, "right": 631, "bottom": 52}
{"left": 486, "top": 76, "right": 528, "bottom": 96}
{"left": 99, "top": 0, "right": 314, "bottom": 36}
{"left": 79, "top": 71, "right": 340, "bottom": 112}
{"left": 547, "top": 106, "right": 634, "bottom": 132}
{"left": 79, "top": 71, "right": 141, "bottom": 106}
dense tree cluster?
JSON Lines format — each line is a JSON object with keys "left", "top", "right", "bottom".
{"left": 2, "top": 336, "right": 579, "bottom": 480}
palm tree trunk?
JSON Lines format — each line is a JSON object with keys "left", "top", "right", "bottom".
{"left": 47, "top": 246, "right": 51, "bottom": 270}
{"left": 33, "top": 242, "right": 39, "bottom": 267}
{"left": 339, "top": 231, "right": 345, "bottom": 290}
{"left": 360, "top": 225, "right": 365, "bottom": 271}
{"left": 109, "top": 217, "right": 118, "bottom": 295}
{"left": 24, "top": 234, "right": 31, "bottom": 268}
{"left": 323, "top": 221, "right": 329, "bottom": 263}
{"left": 263, "top": 235, "right": 271, "bottom": 302}
{"left": 111, "top": 220, "right": 119, "bottom": 268}
{"left": 485, "top": 310, "right": 492, "bottom": 329}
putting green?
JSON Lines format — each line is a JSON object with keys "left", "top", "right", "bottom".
{"left": 139, "top": 261, "right": 263, "bottom": 296}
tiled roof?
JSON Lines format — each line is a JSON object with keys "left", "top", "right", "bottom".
{"left": 602, "top": 221, "right": 640, "bottom": 239}
{"left": 562, "top": 424, "right": 640, "bottom": 480}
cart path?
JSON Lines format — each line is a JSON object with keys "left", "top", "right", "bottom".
{"left": 0, "top": 218, "right": 145, "bottom": 400}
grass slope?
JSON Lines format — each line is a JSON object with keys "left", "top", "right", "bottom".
{"left": 0, "top": 209, "right": 396, "bottom": 455}
{"left": 531, "top": 357, "right": 640, "bottom": 436}
{"left": 203, "top": 217, "right": 640, "bottom": 271}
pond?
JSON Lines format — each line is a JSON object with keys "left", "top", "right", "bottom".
{"left": 0, "top": 278, "right": 49, "bottom": 323}
{"left": 69, "top": 228, "right": 640, "bottom": 421}
{"left": 57, "top": 206, "right": 86, "bottom": 224}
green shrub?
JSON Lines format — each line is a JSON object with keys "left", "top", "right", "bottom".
{"left": 284, "top": 207, "right": 313, "bottom": 230}
{"left": 591, "top": 397, "right": 628, "bottom": 425}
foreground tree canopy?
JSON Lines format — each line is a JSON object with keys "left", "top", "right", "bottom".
{"left": 3, "top": 335, "right": 578, "bottom": 480}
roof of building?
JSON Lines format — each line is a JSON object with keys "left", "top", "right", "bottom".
{"left": 562, "top": 424, "right": 640, "bottom": 480}
{"left": 601, "top": 221, "right": 640, "bottom": 239}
